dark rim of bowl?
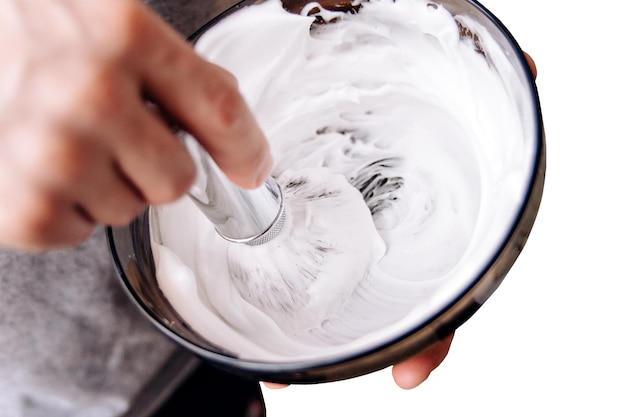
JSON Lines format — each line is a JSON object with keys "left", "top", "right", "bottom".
{"left": 107, "top": 0, "right": 545, "bottom": 384}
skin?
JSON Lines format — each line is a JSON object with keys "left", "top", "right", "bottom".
{"left": 264, "top": 334, "right": 455, "bottom": 391}
{"left": 0, "top": 0, "right": 271, "bottom": 250}
{"left": 0, "top": 0, "right": 537, "bottom": 391}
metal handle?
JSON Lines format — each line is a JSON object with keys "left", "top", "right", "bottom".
{"left": 184, "top": 135, "right": 285, "bottom": 246}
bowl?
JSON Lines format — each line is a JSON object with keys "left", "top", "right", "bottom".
{"left": 107, "top": 0, "right": 545, "bottom": 384}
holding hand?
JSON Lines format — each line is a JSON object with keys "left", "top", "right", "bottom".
{"left": 0, "top": 0, "right": 271, "bottom": 250}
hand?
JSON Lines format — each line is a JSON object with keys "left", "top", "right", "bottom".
{"left": 0, "top": 0, "right": 271, "bottom": 250}
{"left": 391, "top": 333, "right": 454, "bottom": 389}
{"left": 262, "top": 334, "right": 454, "bottom": 391}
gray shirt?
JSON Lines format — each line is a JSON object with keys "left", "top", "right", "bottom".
{"left": 0, "top": 1, "right": 238, "bottom": 416}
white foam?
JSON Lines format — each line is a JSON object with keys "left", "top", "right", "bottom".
{"left": 151, "top": 0, "right": 536, "bottom": 362}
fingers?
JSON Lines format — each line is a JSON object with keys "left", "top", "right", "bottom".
{"left": 123, "top": 5, "right": 272, "bottom": 189}
{"left": 524, "top": 52, "right": 537, "bottom": 79}
{"left": 102, "top": 93, "right": 197, "bottom": 205}
{"left": 0, "top": 125, "right": 145, "bottom": 250}
{"left": 262, "top": 334, "right": 454, "bottom": 391}
{"left": 1, "top": 0, "right": 266, "bottom": 250}
{"left": 7, "top": 58, "right": 195, "bottom": 221}
{"left": 51, "top": 101, "right": 198, "bottom": 226}
{"left": 0, "top": 165, "right": 94, "bottom": 250}
{"left": 52, "top": 137, "right": 147, "bottom": 227}
{"left": 263, "top": 382, "right": 289, "bottom": 389}
{"left": 391, "top": 333, "right": 454, "bottom": 390}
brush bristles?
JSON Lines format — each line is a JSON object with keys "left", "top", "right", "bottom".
{"left": 225, "top": 168, "right": 386, "bottom": 337}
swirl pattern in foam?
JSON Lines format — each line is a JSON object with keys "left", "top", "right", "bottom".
{"left": 151, "top": 0, "right": 535, "bottom": 362}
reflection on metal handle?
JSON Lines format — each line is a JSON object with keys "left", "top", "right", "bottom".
{"left": 184, "top": 136, "right": 285, "bottom": 246}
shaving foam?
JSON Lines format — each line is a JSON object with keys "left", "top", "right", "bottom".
{"left": 151, "top": 0, "right": 536, "bottom": 362}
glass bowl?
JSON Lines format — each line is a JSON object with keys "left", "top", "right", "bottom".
{"left": 107, "top": 0, "right": 545, "bottom": 384}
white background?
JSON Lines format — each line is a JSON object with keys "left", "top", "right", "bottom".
{"left": 261, "top": 0, "right": 626, "bottom": 415}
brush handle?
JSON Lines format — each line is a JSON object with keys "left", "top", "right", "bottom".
{"left": 186, "top": 141, "right": 284, "bottom": 246}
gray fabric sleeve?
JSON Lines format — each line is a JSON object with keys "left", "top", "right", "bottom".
{"left": 0, "top": 228, "right": 177, "bottom": 417}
